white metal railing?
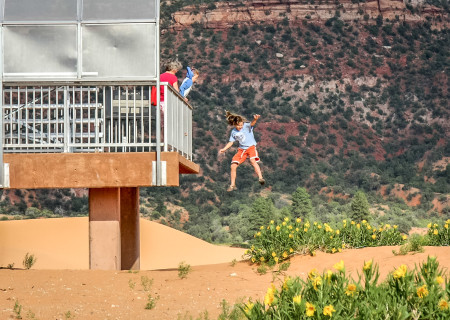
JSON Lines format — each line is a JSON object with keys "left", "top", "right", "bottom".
{"left": 0, "top": 82, "right": 193, "bottom": 161}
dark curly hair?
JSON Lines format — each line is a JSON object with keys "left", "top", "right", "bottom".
{"left": 225, "top": 110, "right": 245, "bottom": 126}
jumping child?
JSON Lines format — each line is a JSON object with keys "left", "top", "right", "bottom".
{"left": 219, "top": 111, "right": 265, "bottom": 192}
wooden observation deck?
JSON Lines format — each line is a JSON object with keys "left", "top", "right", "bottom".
{"left": 0, "top": 0, "right": 199, "bottom": 270}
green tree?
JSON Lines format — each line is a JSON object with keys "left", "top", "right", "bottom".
{"left": 246, "top": 197, "right": 275, "bottom": 238}
{"left": 291, "top": 187, "right": 312, "bottom": 218}
{"left": 350, "top": 191, "right": 370, "bottom": 221}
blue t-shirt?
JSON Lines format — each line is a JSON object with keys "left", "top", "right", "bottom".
{"left": 229, "top": 122, "right": 257, "bottom": 150}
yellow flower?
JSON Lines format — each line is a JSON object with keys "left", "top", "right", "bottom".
{"left": 276, "top": 226, "right": 281, "bottom": 231}
{"left": 274, "top": 257, "right": 279, "bottom": 263}
{"left": 331, "top": 248, "right": 336, "bottom": 253}
{"left": 445, "top": 224, "right": 448, "bottom": 229}
{"left": 393, "top": 264, "right": 407, "bottom": 279}
{"left": 333, "top": 260, "right": 345, "bottom": 272}
{"left": 345, "top": 283, "right": 357, "bottom": 296}
{"left": 289, "top": 234, "right": 293, "bottom": 238}
{"left": 264, "top": 284, "right": 276, "bottom": 306}
{"left": 336, "top": 230, "right": 340, "bottom": 234}
{"left": 330, "top": 236, "right": 333, "bottom": 239}
{"left": 272, "top": 252, "right": 277, "bottom": 257}
{"left": 251, "top": 258, "right": 256, "bottom": 263}
{"left": 343, "top": 219, "right": 347, "bottom": 223}
{"left": 325, "top": 269, "right": 333, "bottom": 279}
{"left": 283, "top": 276, "right": 291, "bottom": 290}
{"left": 313, "top": 276, "right": 322, "bottom": 290}
{"left": 416, "top": 284, "right": 429, "bottom": 299}
{"left": 288, "top": 225, "right": 293, "bottom": 230}
{"left": 260, "top": 257, "right": 265, "bottom": 262}
{"left": 433, "top": 229, "right": 439, "bottom": 235}
{"left": 371, "top": 234, "right": 376, "bottom": 240}
{"left": 296, "top": 227, "right": 299, "bottom": 232}
{"left": 385, "top": 224, "right": 391, "bottom": 229}
{"left": 434, "top": 223, "right": 438, "bottom": 228}
{"left": 305, "top": 222, "right": 310, "bottom": 228}
{"left": 363, "top": 260, "right": 372, "bottom": 271}
{"left": 393, "top": 225, "right": 398, "bottom": 229}
{"left": 305, "top": 302, "right": 316, "bottom": 317}
{"left": 351, "top": 221, "right": 355, "bottom": 225}
{"left": 338, "top": 248, "right": 342, "bottom": 252}
{"left": 356, "top": 224, "right": 361, "bottom": 229}
{"left": 282, "top": 251, "right": 288, "bottom": 258}
{"left": 284, "top": 217, "right": 289, "bottom": 222}
{"left": 362, "top": 220, "right": 367, "bottom": 224}
{"left": 402, "top": 235, "right": 408, "bottom": 240}
{"left": 323, "top": 305, "right": 336, "bottom": 317}
{"left": 293, "top": 295, "right": 302, "bottom": 305}
{"left": 289, "top": 248, "right": 294, "bottom": 253}
{"left": 308, "top": 269, "right": 319, "bottom": 280}
{"left": 260, "top": 226, "right": 264, "bottom": 230}
{"left": 304, "top": 228, "right": 309, "bottom": 232}
{"left": 256, "top": 232, "right": 261, "bottom": 237}
{"left": 296, "top": 218, "right": 302, "bottom": 223}
{"left": 314, "top": 221, "right": 318, "bottom": 225}
{"left": 446, "top": 219, "right": 450, "bottom": 224}
{"left": 282, "top": 222, "right": 287, "bottom": 226}
{"left": 270, "top": 220, "right": 274, "bottom": 224}
{"left": 427, "top": 223, "right": 432, "bottom": 228}
{"left": 438, "top": 299, "right": 449, "bottom": 310}
{"left": 318, "top": 225, "right": 322, "bottom": 229}
{"left": 367, "top": 225, "right": 372, "bottom": 230}
{"left": 435, "top": 276, "right": 444, "bottom": 284}
{"left": 243, "top": 302, "right": 254, "bottom": 315}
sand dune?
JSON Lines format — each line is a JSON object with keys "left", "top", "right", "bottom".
{"left": 0, "top": 217, "right": 245, "bottom": 270}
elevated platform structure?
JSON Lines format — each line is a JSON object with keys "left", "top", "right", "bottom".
{"left": 0, "top": 0, "right": 199, "bottom": 270}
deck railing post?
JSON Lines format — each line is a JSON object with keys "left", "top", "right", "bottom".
{"left": 64, "top": 87, "right": 70, "bottom": 153}
{"left": 0, "top": 81, "right": 4, "bottom": 187}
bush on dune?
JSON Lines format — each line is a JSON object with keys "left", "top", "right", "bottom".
{"left": 245, "top": 218, "right": 406, "bottom": 265}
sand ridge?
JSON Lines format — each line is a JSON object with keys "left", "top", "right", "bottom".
{"left": 1, "top": 218, "right": 450, "bottom": 319}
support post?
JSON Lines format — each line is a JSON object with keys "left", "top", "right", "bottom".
{"left": 89, "top": 187, "right": 140, "bottom": 270}
{"left": 120, "top": 187, "right": 140, "bottom": 270}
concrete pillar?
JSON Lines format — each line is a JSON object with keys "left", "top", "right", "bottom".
{"left": 89, "top": 187, "right": 140, "bottom": 270}
{"left": 120, "top": 187, "right": 140, "bottom": 270}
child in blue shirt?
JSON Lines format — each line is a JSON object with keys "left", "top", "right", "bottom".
{"left": 219, "top": 111, "right": 265, "bottom": 191}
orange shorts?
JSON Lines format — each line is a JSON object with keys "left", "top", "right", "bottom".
{"left": 231, "top": 145, "right": 260, "bottom": 165}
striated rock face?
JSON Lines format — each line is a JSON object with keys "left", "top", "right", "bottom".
{"left": 171, "top": 0, "right": 447, "bottom": 30}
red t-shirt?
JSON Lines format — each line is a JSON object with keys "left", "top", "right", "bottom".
{"left": 160, "top": 72, "right": 178, "bottom": 102}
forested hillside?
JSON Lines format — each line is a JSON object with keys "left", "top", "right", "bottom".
{"left": 1, "top": 0, "right": 449, "bottom": 244}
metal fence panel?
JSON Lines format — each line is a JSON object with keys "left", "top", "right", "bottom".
{"left": 1, "top": 84, "right": 192, "bottom": 160}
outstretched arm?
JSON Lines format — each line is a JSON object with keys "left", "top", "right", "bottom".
{"left": 219, "top": 141, "right": 234, "bottom": 154}
{"left": 250, "top": 114, "right": 261, "bottom": 127}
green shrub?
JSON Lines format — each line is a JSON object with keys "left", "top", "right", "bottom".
{"left": 22, "top": 253, "right": 37, "bottom": 270}
{"left": 240, "top": 257, "right": 449, "bottom": 319}
{"left": 245, "top": 218, "right": 406, "bottom": 265}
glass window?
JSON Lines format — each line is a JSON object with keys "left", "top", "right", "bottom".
{"left": 83, "top": 0, "right": 157, "bottom": 21}
{"left": 82, "top": 24, "right": 157, "bottom": 79}
{"left": 3, "top": 26, "right": 77, "bottom": 77}
{"left": 4, "top": 0, "right": 77, "bottom": 22}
